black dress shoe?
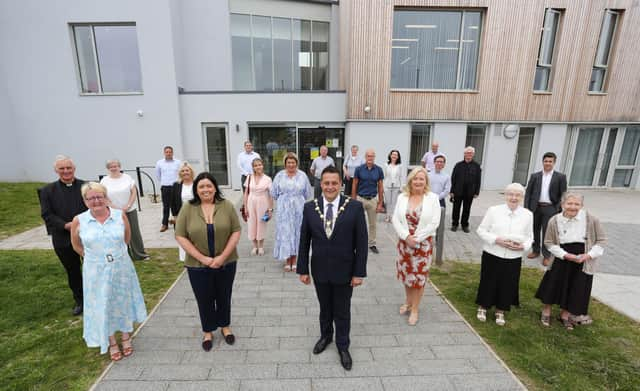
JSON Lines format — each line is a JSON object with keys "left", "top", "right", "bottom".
{"left": 462, "top": 226, "right": 470, "bottom": 233}
{"left": 72, "top": 305, "right": 83, "bottom": 316}
{"left": 451, "top": 225, "right": 458, "bottom": 232}
{"left": 369, "top": 246, "right": 379, "bottom": 254}
{"left": 313, "top": 337, "right": 332, "bottom": 354}
{"left": 202, "top": 338, "right": 213, "bottom": 351}
{"left": 338, "top": 349, "right": 352, "bottom": 370}
{"left": 222, "top": 330, "right": 235, "bottom": 345}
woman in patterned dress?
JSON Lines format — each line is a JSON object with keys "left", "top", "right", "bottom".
{"left": 271, "top": 152, "right": 312, "bottom": 271}
{"left": 70, "top": 182, "right": 147, "bottom": 361}
{"left": 391, "top": 167, "right": 441, "bottom": 325}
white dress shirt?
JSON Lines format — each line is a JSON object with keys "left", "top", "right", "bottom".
{"left": 237, "top": 151, "right": 261, "bottom": 176}
{"left": 548, "top": 209, "right": 605, "bottom": 260}
{"left": 322, "top": 195, "right": 340, "bottom": 228}
{"left": 539, "top": 170, "right": 553, "bottom": 203}
{"left": 155, "top": 158, "right": 182, "bottom": 186}
{"left": 477, "top": 204, "right": 534, "bottom": 259}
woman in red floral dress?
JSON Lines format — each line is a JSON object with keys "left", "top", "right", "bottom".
{"left": 392, "top": 167, "right": 441, "bottom": 325}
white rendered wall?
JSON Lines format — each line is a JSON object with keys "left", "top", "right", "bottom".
{"left": 345, "top": 122, "right": 411, "bottom": 174}
{"left": 532, "top": 124, "right": 569, "bottom": 172}
{"left": 174, "top": 0, "right": 233, "bottom": 91}
{"left": 482, "top": 124, "right": 520, "bottom": 190}
{"left": 0, "top": 0, "right": 182, "bottom": 182}
{"left": 178, "top": 92, "right": 346, "bottom": 189}
{"left": 432, "top": 122, "right": 467, "bottom": 170}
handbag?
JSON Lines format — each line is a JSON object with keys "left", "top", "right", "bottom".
{"left": 240, "top": 175, "right": 251, "bottom": 222}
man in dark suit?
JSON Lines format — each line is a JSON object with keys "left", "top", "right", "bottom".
{"left": 39, "top": 155, "right": 87, "bottom": 315}
{"left": 450, "top": 146, "right": 482, "bottom": 233}
{"left": 524, "top": 152, "right": 567, "bottom": 264}
{"left": 298, "top": 166, "right": 368, "bottom": 370}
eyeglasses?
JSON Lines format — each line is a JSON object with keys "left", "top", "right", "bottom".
{"left": 85, "top": 196, "right": 106, "bottom": 202}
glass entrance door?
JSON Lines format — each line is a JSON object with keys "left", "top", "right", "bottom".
{"left": 204, "top": 125, "right": 230, "bottom": 186}
{"left": 297, "top": 128, "right": 345, "bottom": 183}
{"left": 248, "top": 126, "right": 297, "bottom": 178}
{"left": 568, "top": 126, "right": 640, "bottom": 187}
{"left": 512, "top": 127, "right": 535, "bottom": 186}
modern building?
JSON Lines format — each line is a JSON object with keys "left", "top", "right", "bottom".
{"left": 2, "top": 0, "right": 639, "bottom": 191}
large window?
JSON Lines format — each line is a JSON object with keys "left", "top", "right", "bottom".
{"left": 391, "top": 9, "right": 482, "bottom": 90}
{"left": 589, "top": 10, "right": 620, "bottom": 93}
{"left": 231, "top": 14, "right": 329, "bottom": 91}
{"left": 71, "top": 23, "right": 142, "bottom": 94}
{"left": 465, "top": 125, "right": 486, "bottom": 165}
{"left": 409, "top": 124, "right": 431, "bottom": 166}
{"left": 533, "top": 9, "right": 561, "bottom": 92}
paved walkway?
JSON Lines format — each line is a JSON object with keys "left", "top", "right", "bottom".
{"left": 2, "top": 188, "right": 639, "bottom": 390}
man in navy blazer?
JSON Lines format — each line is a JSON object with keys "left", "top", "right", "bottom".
{"left": 298, "top": 166, "right": 368, "bottom": 370}
{"left": 524, "top": 152, "right": 567, "bottom": 263}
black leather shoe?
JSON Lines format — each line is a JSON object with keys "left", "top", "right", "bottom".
{"left": 202, "top": 338, "right": 213, "bottom": 351}
{"left": 338, "top": 349, "right": 352, "bottom": 370}
{"left": 72, "top": 305, "right": 83, "bottom": 316}
{"left": 313, "top": 337, "right": 332, "bottom": 354}
{"left": 451, "top": 225, "right": 458, "bottom": 232}
{"left": 369, "top": 246, "right": 379, "bottom": 254}
{"left": 222, "top": 330, "right": 235, "bottom": 345}
{"left": 462, "top": 226, "right": 470, "bottom": 233}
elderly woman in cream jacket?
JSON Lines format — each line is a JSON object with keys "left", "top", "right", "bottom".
{"left": 391, "top": 167, "right": 441, "bottom": 325}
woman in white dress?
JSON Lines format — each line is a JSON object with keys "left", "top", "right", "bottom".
{"left": 100, "top": 159, "right": 149, "bottom": 260}
{"left": 384, "top": 150, "right": 405, "bottom": 223}
{"left": 171, "top": 162, "right": 195, "bottom": 261}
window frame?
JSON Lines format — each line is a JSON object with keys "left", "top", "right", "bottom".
{"left": 588, "top": 9, "right": 621, "bottom": 94}
{"left": 465, "top": 124, "right": 487, "bottom": 166}
{"left": 409, "top": 123, "right": 432, "bottom": 167}
{"left": 390, "top": 8, "right": 484, "bottom": 92}
{"left": 533, "top": 8, "right": 562, "bottom": 93}
{"left": 70, "top": 22, "right": 143, "bottom": 96}
{"left": 230, "top": 13, "right": 330, "bottom": 91}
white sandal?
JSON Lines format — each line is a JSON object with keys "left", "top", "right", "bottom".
{"left": 476, "top": 307, "right": 487, "bottom": 322}
{"left": 495, "top": 312, "right": 506, "bottom": 326}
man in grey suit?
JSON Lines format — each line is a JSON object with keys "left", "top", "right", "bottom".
{"left": 524, "top": 152, "right": 567, "bottom": 263}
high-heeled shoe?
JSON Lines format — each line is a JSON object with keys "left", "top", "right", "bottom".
{"left": 109, "top": 343, "right": 123, "bottom": 361}
{"left": 258, "top": 248, "right": 264, "bottom": 256}
{"left": 121, "top": 336, "right": 133, "bottom": 357}
{"left": 399, "top": 304, "right": 411, "bottom": 315}
{"left": 250, "top": 248, "right": 258, "bottom": 256}
{"left": 408, "top": 311, "right": 419, "bottom": 326}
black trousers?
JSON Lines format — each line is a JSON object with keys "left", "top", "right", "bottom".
{"left": 344, "top": 177, "right": 353, "bottom": 196}
{"left": 532, "top": 204, "right": 558, "bottom": 258}
{"left": 314, "top": 281, "right": 353, "bottom": 350}
{"left": 313, "top": 177, "right": 322, "bottom": 200}
{"left": 187, "top": 262, "right": 237, "bottom": 332}
{"left": 160, "top": 185, "right": 172, "bottom": 226}
{"left": 54, "top": 245, "right": 83, "bottom": 305}
{"left": 452, "top": 194, "right": 474, "bottom": 228}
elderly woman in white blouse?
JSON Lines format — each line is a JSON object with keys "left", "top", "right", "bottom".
{"left": 535, "top": 192, "right": 606, "bottom": 330}
{"left": 384, "top": 149, "right": 405, "bottom": 223}
{"left": 475, "top": 183, "right": 533, "bottom": 326}
{"left": 100, "top": 159, "right": 149, "bottom": 261}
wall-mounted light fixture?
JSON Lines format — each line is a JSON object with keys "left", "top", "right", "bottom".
{"left": 363, "top": 105, "right": 371, "bottom": 113}
{"left": 136, "top": 110, "right": 144, "bottom": 118}
{"left": 503, "top": 124, "right": 519, "bottom": 139}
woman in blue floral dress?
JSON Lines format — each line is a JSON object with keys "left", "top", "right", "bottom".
{"left": 71, "top": 182, "right": 147, "bottom": 361}
{"left": 270, "top": 152, "right": 312, "bottom": 271}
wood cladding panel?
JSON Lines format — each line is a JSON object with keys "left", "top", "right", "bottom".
{"left": 341, "top": 0, "right": 640, "bottom": 122}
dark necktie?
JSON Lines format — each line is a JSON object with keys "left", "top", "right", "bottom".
{"left": 326, "top": 203, "right": 334, "bottom": 229}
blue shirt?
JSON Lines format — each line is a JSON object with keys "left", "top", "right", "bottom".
{"left": 354, "top": 164, "right": 384, "bottom": 197}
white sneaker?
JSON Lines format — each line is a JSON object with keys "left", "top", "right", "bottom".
{"left": 476, "top": 308, "right": 486, "bottom": 322}
{"left": 495, "top": 312, "right": 505, "bottom": 326}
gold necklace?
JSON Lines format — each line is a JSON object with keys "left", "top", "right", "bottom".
{"left": 314, "top": 197, "right": 350, "bottom": 236}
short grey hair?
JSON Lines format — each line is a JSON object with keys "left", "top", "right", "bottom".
{"left": 561, "top": 192, "right": 584, "bottom": 204}
{"left": 464, "top": 146, "right": 475, "bottom": 154}
{"left": 105, "top": 159, "right": 121, "bottom": 169}
{"left": 53, "top": 155, "right": 74, "bottom": 168}
{"left": 504, "top": 182, "right": 525, "bottom": 195}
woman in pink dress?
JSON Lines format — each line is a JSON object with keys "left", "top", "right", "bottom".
{"left": 243, "top": 158, "right": 273, "bottom": 255}
{"left": 391, "top": 167, "right": 441, "bottom": 325}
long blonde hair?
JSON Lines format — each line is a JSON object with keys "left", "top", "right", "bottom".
{"left": 402, "top": 167, "right": 430, "bottom": 195}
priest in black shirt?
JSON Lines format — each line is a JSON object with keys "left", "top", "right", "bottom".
{"left": 450, "top": 146, "right": 482, "bottom": 233}
{"left": 39, "top": 155, "right": 87, "bottom": 315}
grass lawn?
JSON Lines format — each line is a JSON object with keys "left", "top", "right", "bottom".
{"left": 0, "top": 248, "right": 183, "bottom": 391}
{"left": 430, "top": 262, "right": 640, "bottom": 391}
{"left": 0, "top": 182, "right": 46, "bottom": 239}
